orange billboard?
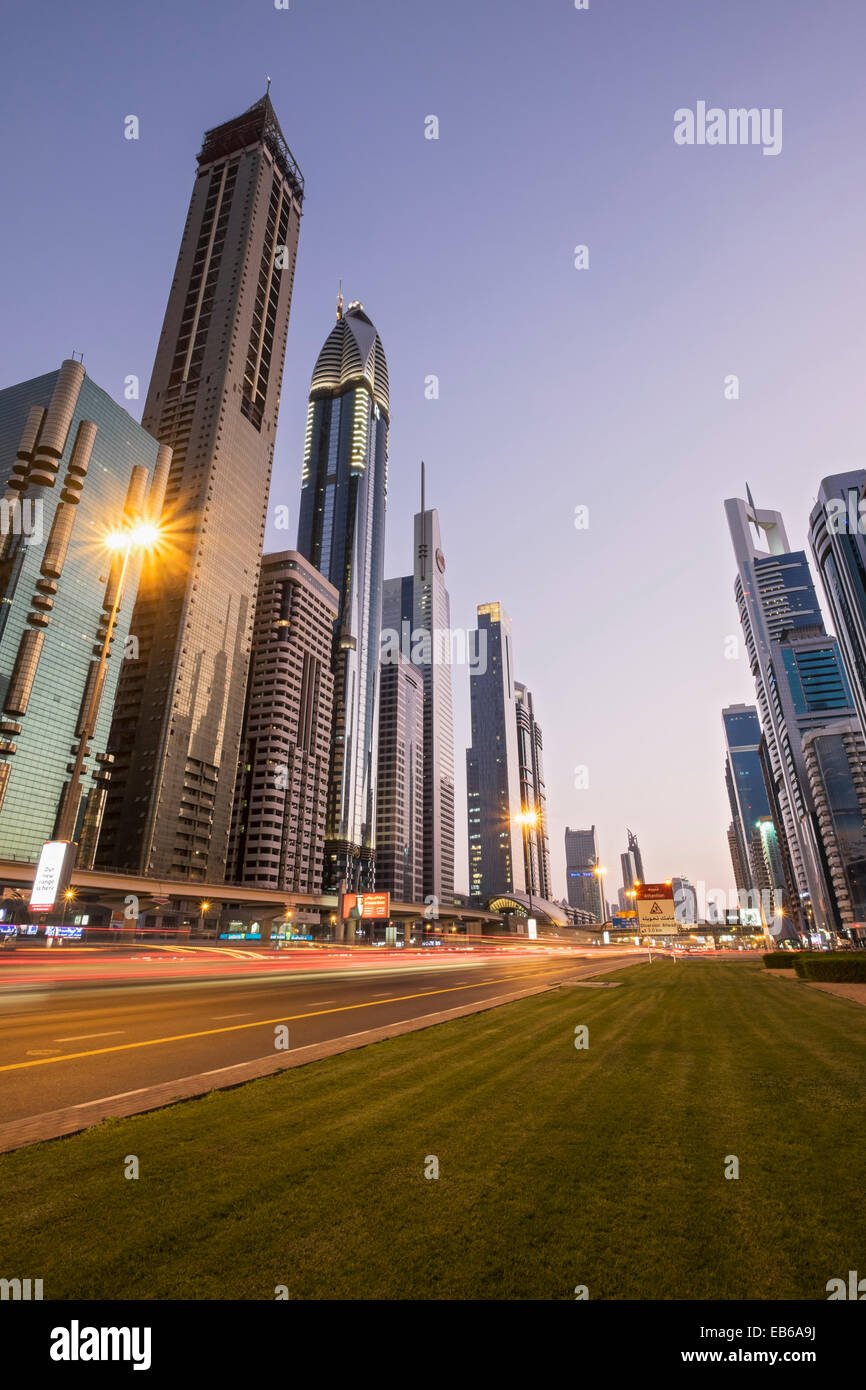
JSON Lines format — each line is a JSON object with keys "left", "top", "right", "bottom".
{"left": 342, "top": 892, "right": 391, "bottom": 920}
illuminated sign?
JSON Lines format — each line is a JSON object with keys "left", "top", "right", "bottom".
{"left": 29, "top": 841, "right": 76, "bottom": 913}
{"left": 342, "top": 892, "right": 390, "bottom": 920}
{"left": 527, "top": 919, "right": 538, "bottom": 940}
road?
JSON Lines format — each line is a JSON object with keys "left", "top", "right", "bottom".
{"left": 0, "top": 945, "right": 638, "bottom": 1126}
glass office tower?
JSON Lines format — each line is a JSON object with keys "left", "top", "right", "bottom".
{"left": 809, "top": 471, "right": 866, "bottom": 740}
{"left": 0, "top": 361, "right": 167, "bottom": 861}
{"left": 726, "top": 493, "right": 866, "bottom": 933}
{"left": 722, "top": 702, "right": 791, "bottom": 929}
{"left": 296, "top": 300, "right": 389, "bottom": 892}
{"left": 515, "top": 683, "right": 552, "bottom": 900}
{"left": 466, "top": 602, "right": 523, "bottom": 899}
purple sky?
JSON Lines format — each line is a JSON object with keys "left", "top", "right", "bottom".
{"left": 2, "top": 0, "right": 865, "bottom": 899}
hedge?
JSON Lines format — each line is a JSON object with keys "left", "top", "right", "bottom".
{"left": 763, "top": 952, "right": 823, "bottom": 969}
{"left": 794, "top": 954, "right": 866, "bottom": 983}
{"left": 763, "top": 953, "right": 801, "bottom": 969}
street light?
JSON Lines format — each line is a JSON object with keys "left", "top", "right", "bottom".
{"left": 55, "top": 521, "right": 161, "bottom": 845}
{"left": 514, "top": 809, "right": 539, "bottom": 930}
{"left": 592, "top": 857, "right": 607, "bottom": 926}
{"left": 197, "top": 901, "right": 210, "bottom": 939}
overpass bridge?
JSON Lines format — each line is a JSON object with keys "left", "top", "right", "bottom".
{"left": 0, "top": 858, "right": 535, "bottom": 942}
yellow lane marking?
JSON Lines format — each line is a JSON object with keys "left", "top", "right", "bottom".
{"left": 0, "top": 963, "right": 578, "bottom": 1073}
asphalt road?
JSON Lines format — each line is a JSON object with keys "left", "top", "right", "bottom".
{"left": 0, "top": 948, "right": 637, "bottom": 1124}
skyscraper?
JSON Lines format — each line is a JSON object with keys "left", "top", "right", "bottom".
{"left": 515, "top": 682, "right": 552, "bottom": 900}
{"left": 809, "top": 472, "right": 866, "bottom": 740}
{"left": 296, "top": 299, "right": 389, "bottom": 892}
{"left": 723, "top": 705, "right": 772, "bottom": 886}
{"left": 375, "top": 656, "right": 424, "bottom": 901}
{"left": 99, "top": 94, "right": 304, "bottom": 880}
{"left": 722, "top": 703, "right": 787, "bottom": 926}
{"left": 565, "top": 826, "right": 603, "bottom": 921}
{"left": 466, "top": 602, "right": 522, "bottom": 899}
{"left": 620, "top": 848, "right": 638, "bottom": 893}
{"left": 0, "top": 361, "right": 168, "bottom": 861}
{"left": 726, "top": 493, "right": 866, "bottom": 932}
{"left": 626, "top": 828, "right": 645, "bottom": 884}
{"left": 412, "top": 489, "right": 455, "bottom": 906}
{"left": 228, "top": 551, "right": 337, "bottom": 894}
{"left": 380, "top": 466, "right": 455, "bottom": 905}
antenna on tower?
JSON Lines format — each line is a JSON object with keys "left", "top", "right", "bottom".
{"left": 745, "top": 482, "right": 762, "bottom": 541}
{"left": 419, "top": 460, "right": 427, "bottom": 581}
{"left": 266, "top": 75, "right": 272, "bottom": 95}
{"left": 337, "top": 279, "right": 343, "bottom": 321}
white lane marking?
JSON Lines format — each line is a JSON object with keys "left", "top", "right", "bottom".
{"left": 211, "top": 1012, "right": 252, "bottom": 1020}
{"left": 53, "top": 1031, "right": 126, "bottom": 1042}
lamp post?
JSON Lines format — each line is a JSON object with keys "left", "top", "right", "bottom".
{"left": 55, "top": 521, "right": 160, "bottom": 846}
{"left": 514, "top": 808, "right": 539, "bottom": 930}
{"left": 592, "top": 858, "right": 607, "bottom": 926}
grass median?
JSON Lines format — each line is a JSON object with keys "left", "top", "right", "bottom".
{"left": 2, "top": 959, "right": 865, "bottom": 1300}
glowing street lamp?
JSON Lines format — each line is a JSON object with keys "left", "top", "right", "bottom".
{"left": 55, "top": 521, "right": 161, "bottom": 844}
{"left": 514, "top": 808, "right": 539, "bottom": 928}
{"left": 591, "top": 856, "right": 607, "bottom": 925}
{"left": 60, "top": 887, "right": 76, "bottom": 931}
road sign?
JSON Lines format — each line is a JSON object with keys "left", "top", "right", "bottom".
{"left": 636, "top": 883, "right": 677, "bottom": 931}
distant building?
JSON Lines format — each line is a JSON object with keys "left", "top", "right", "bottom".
{"left": 626, "top": 828, "right": 646, "bottom": 884}
{"left": 621, "top": 849, "right": 638, "bottom": 893}
{"left": 229, "top": 551, "right": 337, "bottom": 894}
{"left": 0, "top": 360, "right": 168, "bottom": 862}
{"left": 381, "top": 467, "right": 455, "bottom": 904}
{"left": 671, "top": 876, "right": 697, "bottom": 924}
{"left": 564, "top": 826, "right": 603, "bottom": 922}
{"left": 375, "top": 656, "right": 424, "bottom": 901}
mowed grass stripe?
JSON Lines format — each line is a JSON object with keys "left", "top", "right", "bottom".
{"left": 1, "top": 961, "right": 864, "bottom": 1300}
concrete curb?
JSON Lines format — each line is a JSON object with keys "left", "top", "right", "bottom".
{"left": 0, "top": 983, "right": 555, "bottom": 1154}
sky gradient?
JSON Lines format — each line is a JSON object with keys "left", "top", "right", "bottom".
{"left": 2, "top": 0, "right": 865, "bottom": 900}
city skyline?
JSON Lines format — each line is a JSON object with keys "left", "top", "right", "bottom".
{"left": 3, "top": 1, "right": 866, "bottom": 895}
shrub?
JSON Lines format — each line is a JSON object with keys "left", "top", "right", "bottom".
{"left": 794, "top": 954, "right": 866, "bottom": 983}
{"left": 763, "top": 953, "right": 800, "bottom": 969}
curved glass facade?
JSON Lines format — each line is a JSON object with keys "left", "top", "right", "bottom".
{"left": 296, "top": 304, "right": 389, "bottom": 891}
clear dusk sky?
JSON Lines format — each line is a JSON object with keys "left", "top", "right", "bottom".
{"left": 2, "top": 0, "right": 865, "bottom": 898}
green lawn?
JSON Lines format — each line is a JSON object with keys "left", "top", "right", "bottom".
{"left": 2, "top": 961, "right": 865, "bottom": 1300}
